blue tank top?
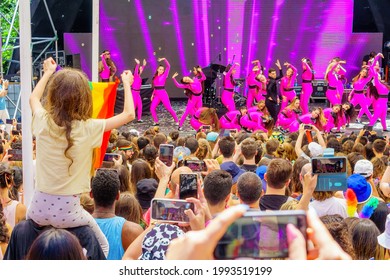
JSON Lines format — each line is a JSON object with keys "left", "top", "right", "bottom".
{"left": 95, "top": 216, "right": 126, "bottom": 260}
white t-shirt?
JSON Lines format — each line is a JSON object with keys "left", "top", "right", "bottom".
{"left": 309, "top": 197, "right": 357, "bottom": 218}
{"left": 32, "top": 107, "right": 106, "bottom": 195}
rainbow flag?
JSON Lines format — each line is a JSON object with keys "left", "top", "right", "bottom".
{"left": 89, "top": 79, "right": 119, "bottom": 169}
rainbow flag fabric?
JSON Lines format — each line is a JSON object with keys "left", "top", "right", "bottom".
{"left": 89, "top": 79, "right": 119, "bottom": 169}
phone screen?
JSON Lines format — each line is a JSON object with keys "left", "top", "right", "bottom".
{"left": 214, "top": 211, "right": 307, "bottom": 259}
{"left": 151, "top": 199, "right": 194, "bottom": 223}
{"left": 179, "top": 173, "right": 198, "bottom": 199}
{"left": 304, "top": 125, "right": 311, "bottom": 130}
{"left": 312, "top": 157, "right": 347, "bottom": 174}
{"left": 184, "top": 160, "right": 207, "bottom": 172}
{"left": 103, "top": 153, "right": 118, "bottom": 162}
{"left": 201, "top": 125, "right": 211, "bottom": 133}
{"left": 8, "top": 149, "right": 22, "bottom": 161}
{"left": 159, "top": 144, "right": 174, "bottom": 166}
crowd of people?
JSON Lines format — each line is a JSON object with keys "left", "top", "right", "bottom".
{"left": 0, "top": 52, "right": 390, "bottom": 261}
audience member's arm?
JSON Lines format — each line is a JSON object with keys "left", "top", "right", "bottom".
{"left": 105, "top": 70, "right": 135, "bottom": 131}
{"left": 354, "top": 129, "right": 365, "bottom": 147}
{"left": 122, "top": 225, "right": 155, "bottom": 260}
{"left": 295, "top": 124, "right": 305, "bottom": 157}
{"left": 154, "top": 157, "right": 175, "bottom": 199}
{"left": 121, "top": 222, "right": 144, "bottom": 252}
{"left": 311, "top": 125, "right": 326, "bottom": 148}
{"left": 30, "top": 58, "right": 57, "bottom": 114}
{"left": 233, "top": 142, "right": 242, "bottom": 164}
{"left": 201, "top": 159, "right": 220, "bottom": 177}
{"left": 212, "top": 139, "right": 220, "bottom": 159}
{"left": 296, "top": 173, "right": 317, "bottom": 211}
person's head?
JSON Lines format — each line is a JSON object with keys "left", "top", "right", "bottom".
{"left": 347, "top": 152, "right": 365, "bottom": 173}
{"left": 319, "top": 215, "right": 356, "bottom": 259}
{"left": 373, "top": 139, "right": 386, "bottom": 155}
{"left": 153, "top": 133, "right": 167, "bottom": 149}
{"left": 203, "top": 170, "right": 232, "bottom": 209}
{"left": 265, "top": 139, "right": 280, "bottom": 156}
{"left": 112, "top": 164, "right": 131, "bottom": 193}
{"left": 290, "top": 158, "right": 309, "bottom": 194}
{"left": 371, "top": 157, "right": 386, "bottom": 180}
{"left": 370, "top": 202, "right": 390, "bottom": 233}
{"left": 257, "top": 100, "right": 266, "bottom": 111}
{"left": 236, "top": 172, "right": 262, "bottom": 205}
{"left": 342, "top": 102, "right": 354, "bottom": 121}
{"left": 91, "top": 169, "right": 120, "bottom": 208}
{"left": 168, "top": 166, "right": 192, "bottom": 195}
{"left": 137, "top": 136, "right": 150, "bottom": 151}
{"left": 185, "top": 137, "right": 199, "bottom": 154}
{"left": 142, "top": 144, "right": 158, "bottom": 167}
{"left": 192, "top": 65, "right": 201, "bottom": 76}
{"left": 115, "top": 192, "right": 145, "bottom": 226}
{"left": 354, "top": 159, "right": 373, "bottom": 179}
{"left": 0, "top": 203, "right": 10, "bottom": 245}
{"left": 288, "top": 97, "right": 300, "bottom": 110}
{"left": 117, "top": 139, "right": 137, "bottom": 161}
{"left": 0, "top": 163, "right": 13, "bottom": 190}
{"left": 342, "top": 140, "right": 354, "bottom": 155}
{"left": 45, "top": 69, "right": 93, "bottom": 166}
{"left": 268, "top": 68, "right": 277, "bottom": 79}
{"left": 349, "top": 218, "right": 382, "bottom": 260}
{"left": 26, "top": 228, "right": 86, "bottom": 260}
{"left": 241, "top": 138, "right": 257, "bottom": 161}
{"left": 136, "top": 178, "right": 158, "bottom": 211}
{"left": 286, "top": 66, "right": 294, "bottom": 77}
{"left": 218, "top": 136, "right": 236, "bottom": 158}
{"left": 332, "top": 104, "right": 341, "bottom": 114}
{"left": 327, "top": 138, "right": 342, "bottom": 153}
{"left": 239, "top": 106, "right": 247, "bottom": 116}
{"left": 169, "top": 131, "right": 179, "bottom": 142}
{"left": 256, "top": 73, "right": 266, "bottom": 83}
{"left": 155, "top": 65, "right": 165, "bottom": 76}
{"left": 130, "top": 159, "right": 152, "bottom": 193}
{"left": 195, "top": 138, "right": 212, "bottom": 160}
{"left": 226, "top": 64, "right": 236, "bottom": 75}
{"left": 101, "top": 50, "right": 110, "bottom": 60}
{"left": 264, "top": 158, "right": 292, "bottom": 190}
{"left": 180, "top": 76, "right": 193, "bottom": 84}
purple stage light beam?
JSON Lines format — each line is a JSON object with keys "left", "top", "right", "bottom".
{"left": 246, "top": 0, "right": 259, "bottom": 76}
{"left": 201, "top": 0, "right": 210, "bottom": 66}
{"left": 265, "top": 0, "right": 284, "bottom": 71}
{"left": 171, "top": 0, "right": 187, "bottom": 74}
{"left": 99, "top": 5, "right": 125, "bottom": 74}
{"left": 133, "top": 0, "right": 157, "bottom": 70}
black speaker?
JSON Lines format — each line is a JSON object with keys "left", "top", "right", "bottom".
{"left": 114, "top": 85, "right": 153, "bottom": 116}
{"left": 66, "top": 54, "right": 81, "bottom": 69}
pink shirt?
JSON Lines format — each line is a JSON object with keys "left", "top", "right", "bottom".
{"left": 224, "top": 64, "right": 237, "bottom": 89}
{"left": 370, "top": 55, "right": 388, "bottom": 94}
{"left": 281, "top": 64, "right": 297, "bottom": 91}
{"left": 132, "top": 64, "right": 142, "bottom": 91}
{"left": 99, "top": 55, "right": 110, "bottom": 80}
{"left": 326, "top": 63, "right": 339, "bottom": 87}
{"left": 153, "top": 59, "right": 170, "bottom": 88}
{"left": 301, "top": 61, "right": 313, "bottom": 81}
{"left": 172, "top": 71, "right": 206, "bottom": 94}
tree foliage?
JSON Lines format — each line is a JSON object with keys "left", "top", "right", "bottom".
{"left": 0, "top": 0, "right": 19, "bottom": 75}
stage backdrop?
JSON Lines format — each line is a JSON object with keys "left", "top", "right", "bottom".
{"left": 67, "top": 0, "right": 382, "bottom": 98}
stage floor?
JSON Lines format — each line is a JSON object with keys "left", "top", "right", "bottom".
{"left": 120, "top": 100, "right": 390, "bottom": 137}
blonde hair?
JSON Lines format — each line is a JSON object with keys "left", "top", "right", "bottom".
{"left": 195, "top": 138, "right": 212, "bottom": 160}
{"left": 280, "top": 199, "right": 299, "bottom": 210}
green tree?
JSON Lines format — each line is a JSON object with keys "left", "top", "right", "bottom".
{"left": 0, "top": 0, "right": 19, "bottom": 75}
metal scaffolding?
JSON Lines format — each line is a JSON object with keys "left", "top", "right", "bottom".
{"left": 0, "top": 0, "right": 59, "bottom": 118}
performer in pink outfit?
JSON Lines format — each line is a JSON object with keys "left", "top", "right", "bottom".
{"left": 132, "top": 58, "right": 147, "bottom": 122}
{"left": 240, "top": 109, "right": 271, "bottom": 133}
{"left": 221, "top": 63, "right": 239, "bottom": 111}
{"left": 323, "top": 105, "right": 343, "bottom": 132}
{"left": 338, "top": 102, "right": 355, "bottom": 128}
{"left": 277, "top": 97, "right": 302, "bottom": 131}
{"left": 280, "top": 62, "right": 298, "bottom": 110}
{"left": 98, "top": 50, "right": 116, "bottom": 82}
{"left": 300, "top": 58, "right": 314, "bottom": 114}
{"left": 348, "top": 66, "right": 372, "bottom": 123}
{"left": 190, "top": 107, "right": 220, "bottom": 131}
{"left": 219, "top": 106, "right": 247, "bottom": 131}
{"left": 172, "top": 66, "right": 206, "bottom": 131}
{"left": 368, "top": 53, "right": 390, "bottom": 131}
{"left": 289, "top": 107, "right": 327, "bottom": 133}
{"left": 325, "top": 59, "right": 345, "bottom": 106}
{"left": 150, "top": 57, "right": 179, "bottom": 126}
{"left": 246, "top": 60, "right": 264, "bottom": 108}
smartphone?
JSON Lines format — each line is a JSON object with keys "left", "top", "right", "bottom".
{"left": 151, "top": 198, "right": 195, "bottom": 223}
{"left": 103, "top": 153, "right": 118, "bottom": 162}
{"left": 304, "top": 124, "right": 312, "bottom": 130}
{"left": 229, "top": 129, "right": 238, "bottom": 135}
{"left": 311, "top": 157, "right": 347, "bottom": 174}
{"left": 214, "top": 210, "right": 307, "bottom": 259}
{"left": 184, "top": 159, "right": 207, "bottom": 173}
{"left": 179, "top": 173, "right": 198, "bottom": 199}
{"left": 201, "top": 125, "right": 211, "bottom": 133}
{"left": 159, "top": 144, "right": 174, "bottom": 166}
{"left": 6, "top": 119, "right": 13, "bottom": 125}
{"left": 8, "top": 149, "right": 23, "bottom": 161}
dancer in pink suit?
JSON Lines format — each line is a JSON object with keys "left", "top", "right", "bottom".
{"left": 172, "top": 67, "right": 206, "bottom": 131}
{"left": 219, "top": 106, "right": 247, "bottom": 131}
{"left": 280, "top": 62, "right": 298, "bottom": 110}
{"left": 323, "top": 105, "right": 343, "bottom": 132}
{"left": 300, "top": 58, "right": 314, "bottom": 114}
{"left": 246, "top": 60, "right": 264, "bottom": 108}
{"left": 150, "top": 57, "right": 179, "bottom": 126}
{"left": 348, "top": 66, "right": 372, "bottom": 123}
{"left": 338, "top": 102, "right": 355, "bottom": 128}
{"left": 368, "top": 53, "right": 390, "bottom": 131}
{"left": 277, "top": 97, "right": 302, "bottom": 131}
{"left": 132, "top": 58, "right": 147, "bottom": 122}
{"left": 240, "top": 109, "right": 270, "bottom": 133}
{"left": 221, "top": 63, "right": 239, "bottom": 111}
{"left": 247, "top": 100, "right": 274, "bottom": 130}
{"left": 190, "top": 107, "right": 220, "bottom": 132}
{"left": 98, "top": 50, "right": 116, "bottom": 82}
{"left": 325, "top": 59, "right": 346, "bottom": 106}
{"left": 289, "top": 107, "right": 327, "bottom": 133}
